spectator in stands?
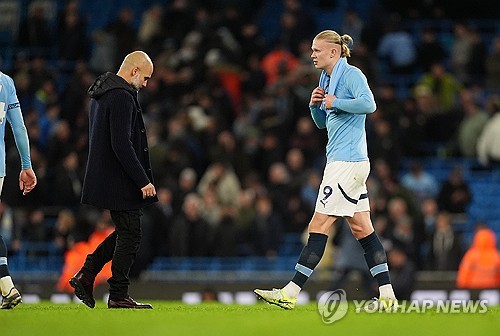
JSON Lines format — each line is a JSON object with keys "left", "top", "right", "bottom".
{"left": 348, "top": 41, "right": 378, "bottom": 85}
{"left": 21, "top": 209, "right": 49, "bottom": 252}
{"left": 45, "top": 120, "right": 72, "bottom": 169}
{"left": 416, "top": 62, "right": 464, "bottom": 113}
{"left": 282, "top": 0, "right": 314, "bottom": 46}
{"left": 142, "top": 186, "right": 174, "bottom": 258}
{"left": 387, "top": 245, "right": 416, "bottom": 300}
{"left": 398, "top": 97, "right": 426, "bottom": 157}
{"left": 241, "top": 54, "right": 268, "bottom": 97}
{"left": 56, "top": 3, "right": 89, "bottom": 61}
{"left": 137, "top": 4, "right": 164, "bottom": 55}
{"left": 37, "top": 102, "right": 60, "bottom": 149}
{"left": 427, "top": 212, "right": 463, "bottom": 270}
{"left": 239, "top": 22, "right": 267, "bottom": 62}
{"left": 53, "top": 209, "right": 76, "bottom": 254}
{"left": 251, "top": 194, "right": 284, "bottom": 257}
{"left": 50, "top": 151, "right": 82, "bottom": 207}
{"left": 235, "top": 189, "right": 257, "bottom": 255}
{"left": 455, "top": 89, "right": 489, "bottom": 157}
{"left": 421, "top": 197, "right": 439, "bottom": 236}
{"left": 401, "top": 160, "right": 439, "bottom": 206}
{"left": 368, "top": 118, "right": 401, "bottom": 172}
{"left": 105, "top": 7, "right": 137, "bottom": 69}
{"left": 416, "top": 27, "right": 447, "bottom": 73}
{"left": 169, "top": 193, "right": 210, "bottom": 257}
{"left": 261, "top": 43, "right": 299, "bottom": 86}
{"left": 0, "top": 70, "right": 38, "bottom": 309}
{"left": 162, "top": 0, "right": 195, "bottom": 48}
{"left": 413, "top": 84, "right": 443, "bottom": 131}
{"left": 374, "top": 83, "right": 403, "bottom": 129}
{"left": 211, "top": 208, "right": 240, "bottom": 257}
{"left": 386, "top": 197, "right": 419, "bottom": 262}
{"left": 285, "top": 148, "right": 308, "bottom": 191}
{"left": 200, "top": 187, "right": 223, "bottom": 229}
{"left": 466, "top": 27, "right": 488, "bottom": 85}
{"left": 209, "top": 130, "right": 252, "bottom": 179}
{"left": 277, "top": 12, "right": 308, "bottom": 57}
{"left": 457, "top": 227, "right": 500, "bottom": 288}
{"left": 17, "top": 4, "right": 53, "bottom": 48}
{"left": 255, "top": 132, "right": 286, "bottom": 178}
{"left": 146, "top": 124, "right": 171, "bottom": 184}
{"left": 59, "top": 63, "right": 94, "bottom": 128}
{"left": 284, "top": 190, "right": 310, "bottom": 233}
{"left": 377, "top": 16, "right": 416, "bottom": 74}
{"left": 33, "top": 79, "right": 59, "bottom": 122}
{"left": 450, "top": 22, "right": 473, "bottom": 83}
{"left": 267, "top": 162, "right": 291, "bottom": 212}
{"left": 485, "top": 37, "right": 500, "bottom": 93}
{"left": 477, "top": 98, "right": 500, "bottom": 167}
{"left": 130, "top": 189, "right": 174, "bottom": 278}
{"left": 413, "top": 82, "right": 459, "bottom": 147}
{"left": 341, "top": 10, "right": 364, "bottom": 45}
{"left": 437, "top": 166, "right": 472, "bottom": 214}
{"left": 89, "top": 29, "right": 116, "bottom": 74}
{"left": 289, "top": 116, "right": 325, "bottom": 167}
{"left": 300, "top": 169, "right": 321, "bottom": 212}
{"left": 173, "top": 167, "right": 197, "bottom": 214}
{"left": 197, "top": 161, "right": 242, "bottom": 207}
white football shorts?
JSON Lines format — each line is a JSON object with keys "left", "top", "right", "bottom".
{"left": 315, "top": 161, "right": 370, "bottom": 217}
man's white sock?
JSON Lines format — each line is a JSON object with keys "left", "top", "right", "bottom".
{"left": 379, "top": 284, "right": 396, "bottom": 299}
{"left": 282, "top": 281, "right": 301, "bottom": 298}
{"left": 0, "top": 276, "right": 15, "bottom": 296}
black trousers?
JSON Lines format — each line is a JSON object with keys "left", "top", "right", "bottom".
{"left": 83, "top": 209, "right": 142, "bottom": 300}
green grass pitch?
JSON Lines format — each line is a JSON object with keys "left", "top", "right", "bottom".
{"left": 1, "top": 302, "right": 499, "bottom": 336}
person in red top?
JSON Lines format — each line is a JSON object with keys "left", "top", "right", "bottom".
{"left": 457, "top": 228, "right": 500, "bottom": 288}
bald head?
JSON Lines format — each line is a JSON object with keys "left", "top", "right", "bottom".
{"left": 117, "top": 51, "right": 153, "bottom": 90}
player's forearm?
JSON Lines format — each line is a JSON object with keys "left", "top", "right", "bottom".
{"left": 332, "top": 94, "right": 376, "bottom": 114}
{"left": 309, "top": 105, "right": 327, "bottom": 129}
{"left": 9, "top": 118, "right": 32, "bottom": 169}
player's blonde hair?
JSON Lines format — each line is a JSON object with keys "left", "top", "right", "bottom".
{"left": 313, "top": 30, "right": 353, "bottom": 58}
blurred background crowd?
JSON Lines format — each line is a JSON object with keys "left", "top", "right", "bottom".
{"left": 0, "top": 0, "right": 499, "bottom": 287}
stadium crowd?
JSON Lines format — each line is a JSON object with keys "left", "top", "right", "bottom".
{"left": 1, "top": 0, "right": 499, "bottom": 279}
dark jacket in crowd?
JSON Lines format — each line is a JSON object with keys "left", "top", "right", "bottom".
{"left": 81, "top": 72, "right": 158, "bottom": 210}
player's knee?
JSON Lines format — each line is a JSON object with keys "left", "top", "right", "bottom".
{"left": 308, "top": 215, "right": 335, "bottom": 234}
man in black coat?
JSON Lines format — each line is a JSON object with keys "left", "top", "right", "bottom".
{"left": 69, "top": 51, "right": 158, "bottom": 309}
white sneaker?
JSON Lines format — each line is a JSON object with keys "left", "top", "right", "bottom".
{"left": 357, "top": 296, "right": 399, "bottom": 313}
{"left": 254, "top": 288, "right": 297, "bottom": 310}
{"left": 1, "top": 287, "right": 22, "bottom": 309}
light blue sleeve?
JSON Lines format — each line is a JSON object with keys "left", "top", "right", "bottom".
{"left": 6, "top": 78, "right": 31, "bottom": 170}
{"left": 332, "top": 68, "right": 376, "bottom": 115}
{"left": 309, "top": 105, "right": 326, "bottom": 129}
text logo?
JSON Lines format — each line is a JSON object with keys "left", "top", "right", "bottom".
{"left": 317, "top": 289, "right": 348, "bottom": 324}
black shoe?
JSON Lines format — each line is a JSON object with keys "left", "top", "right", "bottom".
{"left": 69, "top": 271, "right": 95, "bottom": 308}
{"left": 108, "top": 296, "right": 153, "bottom": 309}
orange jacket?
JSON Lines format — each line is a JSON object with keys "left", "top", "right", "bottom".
{"left": 456, "top": 228, "right": 500, "bottom": 288}
{"left": 57, "top": 228, "right": 114, "bottom": 292}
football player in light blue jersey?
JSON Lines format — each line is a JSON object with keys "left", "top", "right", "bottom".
{"left": 0, "top": 71, "right": 37, "bottom": 309}
{"left": 255, "top": 30, "right": 398, "bottom": 311}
